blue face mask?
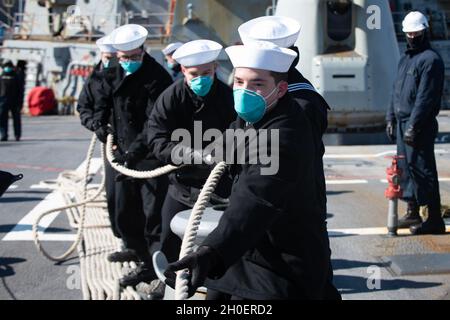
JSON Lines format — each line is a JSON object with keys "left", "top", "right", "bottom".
{"left": 167, "top": 61, "right": 179, "bottom": 70}
{"left": 102, "top": 60, "right": 110, "bottom": 69}
{"left": 120, "top": 60, "right": 142, "bottom": 75}
{"left": 3, "top": 67, "right": 13, "bottom": 73}
{"left": 233, "top": 87, "right": 278, "bottom": 124}
{"left": 189, "top": 76, "right": 214, "bottom": 97}
{"left": 167, "top": 61, "right": 174, "bottom": 69}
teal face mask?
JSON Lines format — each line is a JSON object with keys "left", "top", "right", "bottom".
{"left": 167, "top": 61, "right": 178, "bottom": 70}
{"left": 102, "top": 60, "right": 110, "bottom": 69}
{"left": 233, "top": 87, "right": 278, "bottom": 124}
{"left": 167, "top": 61, "right": 174, "bottom": 69}
{"left": 120, "top": 60, "right": 142, "bottom": 75}
{"left": 189, "top": 76, "right": 214, "bottom": 97}
{"left": 3, "top": 67, "right": 13, "bottom": 73}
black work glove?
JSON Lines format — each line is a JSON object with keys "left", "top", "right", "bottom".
{"left": 175, "top": 165, "right": 213, "bottom": 189}
{"left": 171, "top": 144, "right": 214, "bottom": 166}
{"left": 403, "top": 126, "right": 418, "bottom": 147}
{"left": 95, "top": 126, "right": 113, "bottom": 144}
{"left": 113, "top": 152, "right": 139, "bottom": 182}
{"left": 164, "top": 246, "right": 220, "bottom": 298}
{"left": 386, "top": 121, "right": 396, "bottom": 143}
{"left": 113, "top": 151, "right": 139, "bottom": 166}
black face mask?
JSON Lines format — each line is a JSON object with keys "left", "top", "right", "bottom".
{"left": 406, "top": 33, "right": 425, "bottom": 50}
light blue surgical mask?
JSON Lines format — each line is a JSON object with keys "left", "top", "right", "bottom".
{"left": 120, "top": 60, "right": 142, "bottom": 75}
{"left": 189, "top": 76, "right": 214, "bottom": 97}
{"left": 102, "top": 60, "right": 110, "bottom": 69}
{"left": 233, "top": 86, "right": 278, "bottom": 124}
{"left": 3, "top": 67, "right": 13, "bottom": 73}
{"left": 167, "top": 61, "right": 175, "bottom": 69}
{"left": 167, "top": 61, "right": 180, "bottom": 70}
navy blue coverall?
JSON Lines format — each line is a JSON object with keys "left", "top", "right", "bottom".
{"left": 386, "top": 40, "right": 444, "bottom": 214}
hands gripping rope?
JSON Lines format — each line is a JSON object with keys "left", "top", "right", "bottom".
{"left": 33, "top": 133, "right": 226, "bottom": 301}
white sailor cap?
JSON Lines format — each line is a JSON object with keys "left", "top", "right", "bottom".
{"left": 172, "top": 40, "right": 222, "bottom": 67}
{"left": 110, "top": 24, "right": 148, "bottom": 51}
{"left": 225, "top": 41, "right": 296, "bottom": 73}
{"left": 96, "top": 35, "right": 117, "bottom": 53}
{"left": 238, "top": 16, "right": 301, "bottom": 48}
{"left": 162, "top": 42, "right": 184, "bottom": 55}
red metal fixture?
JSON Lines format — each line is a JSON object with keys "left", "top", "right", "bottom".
{"left": 384, "top": 155, "right": 403, "bottom": 200}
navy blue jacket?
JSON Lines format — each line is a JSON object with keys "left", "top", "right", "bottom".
{"left": 76, "top": 61, "right": 111, "bottom": 132}
{"left": 387, "top": 42, "right": 444, "bottom": 131}
{"left": 203, "top": 94, "right": 331, "bottom": 300}
{"left": 96, "top": 53, "right": 173, "bottom": 169}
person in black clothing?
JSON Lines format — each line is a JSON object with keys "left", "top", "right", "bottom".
{"left": 386, "top": 12, "right": 446, "bottom": 235}
{"left": 96, "top": 24, "right": 173, "bottom": 287}
{"left": 76, "top": 35, "right": 120, "bottom": 238}
{"left": 164, "top": 41, "right": 338, "bottom": 300}
{"left": 237, "top": 15, "right": 338, "bottom": 299}
{"left": 146, "top": 40, "right": 235, "bottom": 267}
{"left": 162, "top": 42, "right": 184, "bottom": 81}
{"left": 0, "top": 60, "right": 24, "bottom": 141}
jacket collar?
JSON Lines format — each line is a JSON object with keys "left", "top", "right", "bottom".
{"left": 184, "top": 75, "right": 219, "bottom": 111}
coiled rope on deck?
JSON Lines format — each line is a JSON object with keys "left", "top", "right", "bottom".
{"left": 32, "top": 134, "right": 105, "bottom": 262}
{"left": 33, "top": 132, "right": 227, "bottom": 302}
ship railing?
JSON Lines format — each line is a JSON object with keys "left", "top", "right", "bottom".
{"left": 12, "top": 12, "right": 122, "bottom": 39}
{"left": 392, "top": 10, "right": 450, "bottom": 41}
{"left": 12, "top": 11, "right": 174, "bottom": 42}
{"left": 123, "top": 11, "right": 174, "bottom": 41}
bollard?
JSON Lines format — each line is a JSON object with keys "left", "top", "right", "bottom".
{"left": 384, "top": 156, "right": 404, "bottom": 236}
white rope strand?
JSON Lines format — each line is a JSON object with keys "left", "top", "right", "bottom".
{"left": 175, "top": 161, "right": 227, "bottom": 300}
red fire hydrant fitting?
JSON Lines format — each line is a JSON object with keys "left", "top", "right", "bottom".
{"left": 385, "top": 155, "right": 404, "bottom": 236}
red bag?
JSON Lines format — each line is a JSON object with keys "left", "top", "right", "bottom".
{"left": 27, "top": 87, "right": 56, "bottom": 116}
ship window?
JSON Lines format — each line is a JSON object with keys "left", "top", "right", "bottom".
{"left": 327, "top": 1, "right": 352, "bottom": 42}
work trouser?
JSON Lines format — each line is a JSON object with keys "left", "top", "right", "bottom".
{"left": 160, "top": 193, "right": 190, "bottom": 263}
{"left": 397, "top": 119, "right": 441, "bottom": 218}
{"left": 104, "top": 160, "right": 119, "bottom": 238}
{"left": 0, "top": 98, "right": 21, "bottom": 140}
{"left": 115, "top": 176, "right": 168, "bottom": 263}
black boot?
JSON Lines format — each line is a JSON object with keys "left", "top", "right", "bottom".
{"left": 119, "top": 263, "right": 157, "bottom": 287}
{"left": 398, "top": 201, "right": 422, "bottom": 228}
{"left": 410, "top": 204, "right": 446, "bottom": 235}
{"left": 107, "top": 249, "right": 139, "bottom": 263}
{"left": 137, "top": 280, "right": 166, "bottom": 300}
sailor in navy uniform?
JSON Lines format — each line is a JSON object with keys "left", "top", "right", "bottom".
{"left": 162, "top": 42, "right": 184, "bottom": 81}
{"left": 237, "top": 16, "right": 338, "bottom": 299}
{"left": 164, "top": 41, "right": 339, "bottom": 300}
{"left": 96, "top": 24, "right": 173, "bottom": 288}
{"left": 146, "top": 40, "right": 235, "bottom": 266}
{"left": 76, "top": 34, "right": 120, "bottom": 238}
